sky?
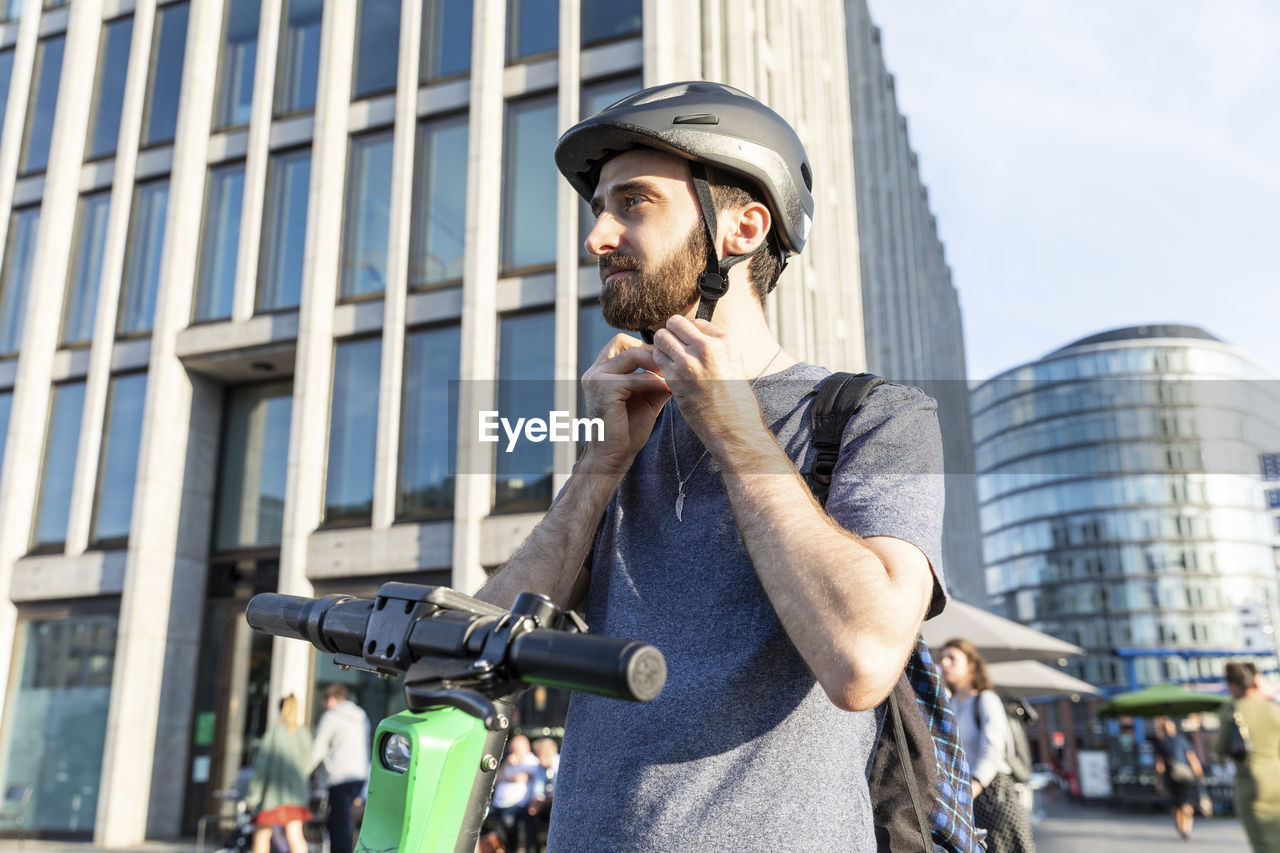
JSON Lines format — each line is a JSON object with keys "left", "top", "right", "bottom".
{"left": 861, "top": 0, "right": 1280, "bottom": 381}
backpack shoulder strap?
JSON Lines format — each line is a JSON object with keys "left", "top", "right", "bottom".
{"left": 809, "top": 372, "right": 885, "bottom": 506}
{"left": 887, "top": 689, "right": 933, "bottom": 850}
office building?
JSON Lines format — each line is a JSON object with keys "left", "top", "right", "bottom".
{"left": 844, "top": 0, "right": 984, "bottom": 604}
{"left": 971, "top": 325, "right": 1280, "bottom": 754}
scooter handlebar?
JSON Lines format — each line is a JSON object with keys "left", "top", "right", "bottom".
{"left": 246, "top": 589, "right": 666, "bottom": 703}
{"left": 509, "top": 630, "right": 666, "bottom": 703}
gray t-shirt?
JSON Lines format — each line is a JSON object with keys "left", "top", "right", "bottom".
{"left": 547, "top": 363, "right": 946, "bottom": 852}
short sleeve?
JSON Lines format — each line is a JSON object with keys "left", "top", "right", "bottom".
{"left": 823, "top": 383, "right": 947, "bottom": 618}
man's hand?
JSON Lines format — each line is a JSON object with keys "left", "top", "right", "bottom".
{"left": 650, "top": 316, "right": 766, "bottom": 452}
{"left": 580, "top": 333, "right": 671, "bottom": 475}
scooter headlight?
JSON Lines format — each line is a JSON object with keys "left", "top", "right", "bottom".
{"left": 381, "top": 733, "right": 412, "bottom": 774}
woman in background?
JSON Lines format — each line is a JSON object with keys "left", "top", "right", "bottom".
{"left": 248, "top": 694, "right": 313, "bottom": 853}
{"left": 1214, "top": 661, "right": 1280, "bottom": 852}
{"left": 938, "top": 638, "right": 1037, "bottom": 853}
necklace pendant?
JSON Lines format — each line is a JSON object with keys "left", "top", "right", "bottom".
{"left": 675, "top": 488, "right": 685, "bottom": 522}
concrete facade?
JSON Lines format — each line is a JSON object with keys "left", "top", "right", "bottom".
{"left": 844, "top": 0, "right": 984, "bottom": 605}
{"left": 0, "top": 0, "right": 913, "bottom": 845}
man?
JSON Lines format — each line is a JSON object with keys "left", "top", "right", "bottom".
{"left": 1152, "top": 717, "right": 1205, "bottom": 842}
{"left": 478, "top": 82, "right": 945, "bottom": 851}
{"left": 310, "top": 684, "right": 370, "bottom": 853}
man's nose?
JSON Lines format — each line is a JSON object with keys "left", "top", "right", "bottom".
{"left": 584, "top": 211, "right": 622, "bottom": 256}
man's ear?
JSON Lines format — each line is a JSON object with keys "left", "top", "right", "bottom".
{"left": 720, "top": 202, "right": 771, "bottom": 257}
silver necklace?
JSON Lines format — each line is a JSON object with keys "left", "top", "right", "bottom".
{"left": 672, "top": 345, "right": 784, "bottom": 521}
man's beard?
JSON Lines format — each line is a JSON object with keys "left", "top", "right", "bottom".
{"left": 597, "top": 222, "right": 707, "bottom": 332}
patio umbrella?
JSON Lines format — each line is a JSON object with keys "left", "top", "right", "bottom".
{"left": 987, "top": 660, "right": 1100, "bottom": 699}
{"left": 922, "top": 599, "right": 1084, "bottom": 663}
{"left": 1097, "top": 683, "right": 1230, "bottom": 718}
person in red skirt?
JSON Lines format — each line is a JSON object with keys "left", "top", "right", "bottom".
{"left": 248, "top": 694, "right": 314, "bottom": 853}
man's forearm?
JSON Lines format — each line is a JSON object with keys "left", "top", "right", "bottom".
{"left": 714, "top": 425, "right": 932, "bottom": 711}
{"left": 475, "top": 457, "right": 623, "bottom": 609}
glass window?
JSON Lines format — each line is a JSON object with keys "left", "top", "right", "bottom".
{"left": 20, "top": 35, "right": 65, "bottom": 175}
{"left": 91, "top": 373, "right": 147, "bottom": 543}
{"left": 0, "top": 612, "right": 118, "bottom": 833}
{"left": 1, "top": 0, "right": 19, "bottom": 20}
{"left": 325, "top": 338, "right": 381, "bottom": 522}
{"left": 501, "top": 95, "right": 557, "bottom": 272}
{"left": 409, "top": 114, "right": 467, "bottom": 288}
{"left": 582, "top": 0, "right": 641, "bottom": 46}
{"left": 213, "top": 0, "right": 259, "bottom": 129}
{"left": 213, "top": 381, "right": 292, "bottom": 549}
{"left": 339, "top": 130, "right": 393, "bottom": 299}
{"left": 258, "top": 148, "right": 310, "bottom": 311}
{"left": 32, "top": 381, "right": 85, "bottom": 550}
{"left": 86, "top": 18, "right": 134, "bottom": 159}
{"left": 506, "top": 0, "right": 557, "bottom": 62}
{"left": 420, "top": 0, "right": 471, "bottom": 82}
{"left": 399, "top": 325, "right": 459, "bottom": 517}
{"left": 142, "top": 1, "right": 190, "bottom": 147}
{"left": 352, "top": 0, "right": 399, "bottom": 100}
{"left": 118, "top": 179, "right": 170, "bottom": 335}
{"left": 274, "top": 0, "right": 322, "bottom": 115}
{"left": 194, "top": 162, "right": 245, "bottom": 322}
{"left": 494, "top": 311, "right": 554, "bottom": 511}
{"left": 576, "top": 300, "right": 613, "bottom": 436}
{"left": 0, "top": 48, "right": 14, "bottom": 133}
{"left": 61, "top": 192, "right": 111, "bottom": 346}
{"left": 577, "top": 301, "right": 613, "bottom": 378}
{"left": 579, "top": 76, "right": 642, "bottom": 259}
{"left": 0, "top": 390, "right": 10, "bottom": 481}
{"left": 0, "top": 206, "right": 40, "bottom": 355}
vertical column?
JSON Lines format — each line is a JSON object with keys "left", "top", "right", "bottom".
{"left": 372, "top": 0, "right": 423, "bottom": 529}
{"left": 273, "top": 0, "right": 356, "bottom": 710}
{"left": 644, "top": 0, "right": 701, "bottom": 83}
{"left": 96, "top": 0, "right": 223, "bottom": 841}
{"left": 551, "top": 0, "right": 580, "bottom": 496}
{"left": 450, "top": 0, "right": 504, "bottom": 593}
{"left": 231, "top": 0, "right": 283, "bottom": 322}
{"left": 0, "top": 0, "right": 57, "bottom": 722}
{"left": 55, "top": 0, "right": 109, "bottom": 555}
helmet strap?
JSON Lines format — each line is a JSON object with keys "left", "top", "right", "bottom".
{"left": 688, "top": 163, "right": 770, "bottom": 322}
{"left": 637, "top": 162, "right": 768, "bottom": 342}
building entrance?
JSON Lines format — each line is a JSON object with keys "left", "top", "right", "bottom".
{"left": 182, "top": 558, "right": 278, "bottom": 835}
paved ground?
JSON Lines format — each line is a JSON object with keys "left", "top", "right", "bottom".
{"left": 0, "top": 800, "right": 1255, "bottom": 852}
{"left": 1034, "top": 798, "right": 1251, "bottom": 853}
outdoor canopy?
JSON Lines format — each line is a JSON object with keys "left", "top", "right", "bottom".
{"left": 1097, "top": 683, "right": 1231, "bottom": 718}
{"left": 922, "top": 599, "right": 1085, "bottom": 663}
{"left": 986, "top": 659, "right": 1100, "bottom": 699}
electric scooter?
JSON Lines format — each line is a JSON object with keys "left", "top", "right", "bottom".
{"left": 245, "top": 583, "right": 666, "bottom": 853}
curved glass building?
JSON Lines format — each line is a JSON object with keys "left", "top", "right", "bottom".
{"left": 971, "top": 325, "right": 1280, "bottom": 690}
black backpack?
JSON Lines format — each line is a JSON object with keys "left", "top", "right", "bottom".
{"left": 806, "top": 372, "right": 979, "bottom": 853}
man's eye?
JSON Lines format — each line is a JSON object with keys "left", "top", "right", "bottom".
{"left": 625, "top": 196, "right": 643, "bottom": 209}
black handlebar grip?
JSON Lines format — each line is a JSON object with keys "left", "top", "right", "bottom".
{"left": 246, "top": 593, "right": 315, "bottom": 643}
{"left": 509, "top": 630, "right": 666, "bottom": 702}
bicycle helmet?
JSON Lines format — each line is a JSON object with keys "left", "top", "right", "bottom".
{"left": 555, "top": 81, "right": 814, "bottom": 329}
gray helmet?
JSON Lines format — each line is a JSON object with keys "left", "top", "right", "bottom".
{"left": 555, "top": 81, "right": 814, "bottom": 256}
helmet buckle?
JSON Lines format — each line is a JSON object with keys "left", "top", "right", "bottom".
{"left": 697, "top": 271, "right": 727, "bottom": 300}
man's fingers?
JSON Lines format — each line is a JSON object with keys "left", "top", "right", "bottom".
{"left": 599, "top": 332, "right": 645, "bottom": 361}
{"left": 595, "top": 343, "right": 662, "bottom": 377}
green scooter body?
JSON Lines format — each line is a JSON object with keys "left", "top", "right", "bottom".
{"left": 357, "top": 707, "right": 510, "bottom": 853}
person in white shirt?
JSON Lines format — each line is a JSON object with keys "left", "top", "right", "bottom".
{"left": 310, "top": 684, "right": 370, "bottom": 853}
{"left": 490, "top": 735, "right": 541, "bottom": 852}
